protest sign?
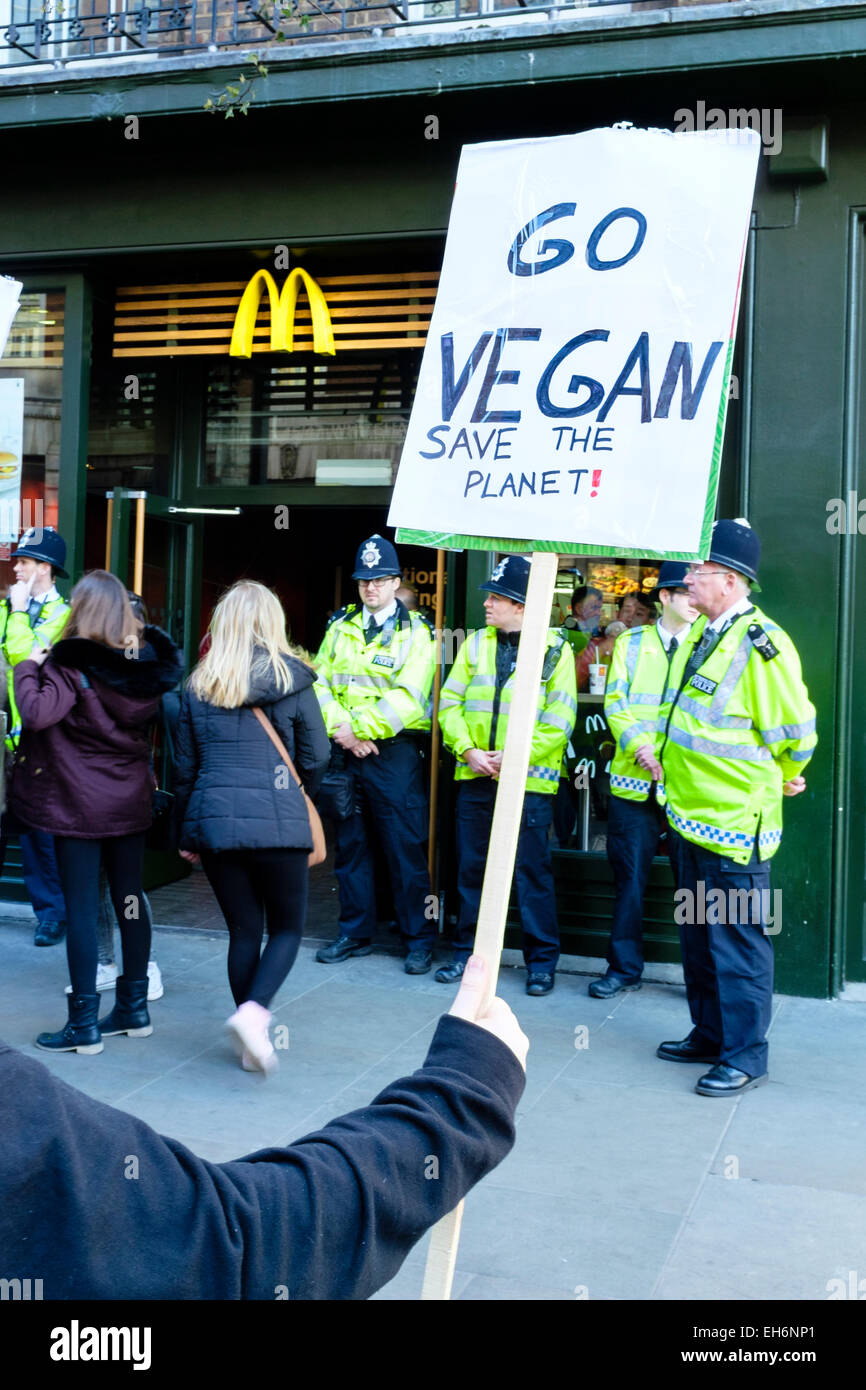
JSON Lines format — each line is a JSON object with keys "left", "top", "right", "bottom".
{"left": 389, "top": 127, "right": 760, "bottom": 559}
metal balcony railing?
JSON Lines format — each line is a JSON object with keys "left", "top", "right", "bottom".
{"left": 0, "top": 0, "right": 730, "bottom": 70}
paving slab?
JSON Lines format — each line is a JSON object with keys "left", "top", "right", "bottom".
{"left": 4, "top": 912, "right": 866, "bottom": 1301}
{"left": 654, "top": 1176, "right": 866, "bottom": 1301}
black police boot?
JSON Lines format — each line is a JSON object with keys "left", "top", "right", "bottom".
{"left": 404, "top": 948, "right": 433, "bottom": 975}
{"left": 98, "top": 977, "right": 153, "bottom": 1038}
{"left": 435, "top": 958, "right": 466, "bottom": 984}
{"left": 34, "top": 918, "right": 66, "bottom": 947}
{"left": 316, "top": 935, "right": 374, "bottom": 964}
{"left": 588, "top": 975, "right": 642, "bottom": 998}
{"left": 36, "top": 994, "right": 103, "bottom": 1054}
{"left": 526, "top": 972, "right": 555, "bottom": 996}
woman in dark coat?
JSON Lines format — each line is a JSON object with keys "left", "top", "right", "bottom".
{"left": 11, "top": 570, "right": 184, "bottom": 1054}
{"left": 174, "top": 580, "right": 329, "bottom": 1075}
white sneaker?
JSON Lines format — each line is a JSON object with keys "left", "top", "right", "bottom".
{"left": 225, "top": 1001, "right": 277, "bottom": 1076}
{"left": 147, "top": 959, "right": 164, "bottom": 1002}
{"left": 65, "top": 962, "right": 119, "bottom": 995}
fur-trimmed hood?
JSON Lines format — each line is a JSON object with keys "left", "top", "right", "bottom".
{"left": 50, "top": 624, "right": 184, "bottom": 699}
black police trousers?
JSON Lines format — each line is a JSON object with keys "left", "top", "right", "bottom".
{"left": 334, "top": 736, "right": 435, "bottom": 948}
{"left": 604, "top": 792, "right": 668, "bottom": 983}
{"left": 451, "top": 777, "right": 560, "bottom": 973}
{"left": 667, "top": 825, "right": 775, "bottom": 1077}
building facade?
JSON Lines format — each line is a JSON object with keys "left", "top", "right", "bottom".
{"left": 0, "top": 0, "right": 862, "bottom": 996}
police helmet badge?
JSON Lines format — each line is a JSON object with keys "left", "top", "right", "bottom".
{"left": 490, "top": 558, "right": 508, "bottom": 583}
{"left": 361, "top": 540, "right": 382, "bottom": 569}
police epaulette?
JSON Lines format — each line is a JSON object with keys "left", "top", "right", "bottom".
{"left": 326, "top": 603, "right": 359, "bottom": 628}
{"left": 747, "top": 623, "right": 780, "bottom": 662}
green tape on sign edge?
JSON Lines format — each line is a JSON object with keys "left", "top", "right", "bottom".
{"left": 395, "top": 530, "right": 711, "bottom": 561}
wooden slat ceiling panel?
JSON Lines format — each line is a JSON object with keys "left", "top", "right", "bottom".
{"left": 112, "top": 272, "right": 439, "bottom": 358}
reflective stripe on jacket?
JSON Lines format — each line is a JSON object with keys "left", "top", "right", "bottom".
{"left": 313, "top": 602, "right": 435, "bottom": 739}
{"left": 438, "top": 626, "right": 577, "bottom": 795}
{"left": 604, "top": 622, "right": 702, "bottom": 803}
{"left": 0, "top": 597, "right": 71, "bottom": 749}
{"left": 660, "top": 605, "right": 817, "bottom": 864}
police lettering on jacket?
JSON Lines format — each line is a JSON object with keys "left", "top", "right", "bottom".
{"left": 313, "top": 602, "right": 435, "bottom": 739}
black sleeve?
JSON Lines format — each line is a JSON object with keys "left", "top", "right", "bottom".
{"left": 272, "top": 684, "right": 331, "bottom": 799}
{"left": 172, "top": 690, "right": 198, "bottom": 838}
{"left": 0, "top": 1017, "right": 523, "bottom": 1301}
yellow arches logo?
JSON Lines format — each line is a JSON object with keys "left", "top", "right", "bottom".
{"left": 229, "top": 268, "right": 335, "bottom": 358}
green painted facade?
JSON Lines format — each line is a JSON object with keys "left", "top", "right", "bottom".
{"left": 0, "top": 2, "right": 860, "bottom": 996}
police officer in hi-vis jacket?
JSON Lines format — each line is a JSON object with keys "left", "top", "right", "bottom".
{"left": 657, "top": 519, "right": 817, "bottom": 1097}
{"left": 588, "top": 561, "right": 701, "bottom": 999}
{"left": 0, "top": 526, "right": 71, "bottom": 947}
{"left": 313, "top": 534, "right": 437, "bottom": 975}
{"left": 437, "top": 555, "right": 577, "bottom": 996}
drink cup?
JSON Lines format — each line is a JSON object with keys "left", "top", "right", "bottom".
{"left": 589, "top": 663, "right": 606, "bottom": 695}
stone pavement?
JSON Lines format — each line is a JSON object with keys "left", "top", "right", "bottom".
{"left": 1, "top": 902, "right": 865, "bottom": 1302}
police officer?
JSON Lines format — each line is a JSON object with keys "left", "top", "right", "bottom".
{"left": 437, "top": 555, "right": 577, "bottom": 996}
{"left": 589, "top": 562, "right": 701, "bottom": 998}
{"left": 314, "top": 534, "right": 437, "bottom": 974}
{"left": 0, "top": 526, "right": 70, "bottom": 947}
{"left": 657, "top": 519, "right": 817, "bottom": 1096}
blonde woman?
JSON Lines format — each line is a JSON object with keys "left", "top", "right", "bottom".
{"left": 174, "top": 581, "right": 329, "bottom": 1074}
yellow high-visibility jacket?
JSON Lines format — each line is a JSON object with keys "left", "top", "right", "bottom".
{"left": 659, "top": 604, "right": 817, "bottom": 864}
{"left": 604, "top": 621, "right": 702, "bottom": 803}
{"left": 313, "top": 602, "right": 435, "bottom": 740}
{"left": 439, "top": 626, "right": 577, "bottom": 795}
{"left": 0, "top": 596, "right": 70, "bottom": 750}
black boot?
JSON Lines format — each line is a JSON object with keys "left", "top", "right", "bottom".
{"left": 98, "top": 977, "right": 152, "bottom": 1038}
{"left": 36, "top": 994, "right": 103, "bottom": 1054}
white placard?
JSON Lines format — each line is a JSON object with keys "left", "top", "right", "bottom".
{"left": 388, "top": 127, "right": 760, "bottom": 558}
{"left": 0, "top": 277, "right": 22, "bottom": 359}
{"left": 0, "top": 378, "right": 25, "bottom": 543}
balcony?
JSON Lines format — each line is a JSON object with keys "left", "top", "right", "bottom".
{"left": 0, "top": 0, "right": 741, "bottom": 69}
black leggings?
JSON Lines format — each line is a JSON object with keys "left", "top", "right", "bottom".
{"left": 200, "top": 847, "right": 309, "bottom": 1009}
{"left": 53, "top": 833, "right": 150, "bottom": 996}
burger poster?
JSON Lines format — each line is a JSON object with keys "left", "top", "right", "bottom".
{"left": 0, "top": 378, "right": 24, "bottom": 544}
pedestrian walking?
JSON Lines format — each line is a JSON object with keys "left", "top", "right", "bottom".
{"left": 588, "top": 561, "right": 700, "bottom": 997}
{"left": 313, "top": 533, "right": 437, "bottom": 974}
{"left": 10, "top": 569, "right": 183, "bottom": 1054}
{"left": 173, "top": 580, "right": 330, "bottom": 1074}
{"left": 0, "top": 525, "right": 71, "bottom": 946}
{"left": 437, "top": 555, "right": 577, "bottom": 996}
{"left": 657, "top": 519, "right": 817, "bottom": 1096}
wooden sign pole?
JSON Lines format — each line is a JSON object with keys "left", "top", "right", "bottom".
{"left": 420, "top": 549, "right": 560, "bottom": 1301}
{"left": 427, "top": 549, "right": 446, "bottom": 883}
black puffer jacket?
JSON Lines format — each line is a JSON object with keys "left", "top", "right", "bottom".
{"left": 174, "top": 654, "right": 330, "bottom": 852}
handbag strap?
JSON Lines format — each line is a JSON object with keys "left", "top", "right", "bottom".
{"left": 251, "top": 706, "right": 303, "bottom": 791}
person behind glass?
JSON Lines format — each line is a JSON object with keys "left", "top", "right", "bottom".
{"left": 173, "top": 581, "right": 330, "bottom": 1076}
{"left": 588, "top": 563, "right": 699, "bottom": 998}
{"left": 9, "top": 571, "right": 184, "bottom": 1054}
{"left": 616, "top": 591, "right": 655, "bottom": 630}
{"left": 561, "top": 584, "right": 603, "bottom": 658}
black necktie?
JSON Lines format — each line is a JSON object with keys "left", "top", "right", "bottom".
{"left": 365, "top": 618, "right": 379, "bottom": 645}
{"left": 667, "top": 636, "right": 679, "bottom": 663}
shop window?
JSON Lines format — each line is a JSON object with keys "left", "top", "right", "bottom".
{"left": 552, "top": 554, "right": 659, "bottom": 857}
{"left": 0, "top": 291, "right": 64, "bottom": 551}
{"left": 86, "top": 367, "right": 172, "bottom": 494}
{"left": 202, "top": 355, "right": 420, "bottom": 487}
